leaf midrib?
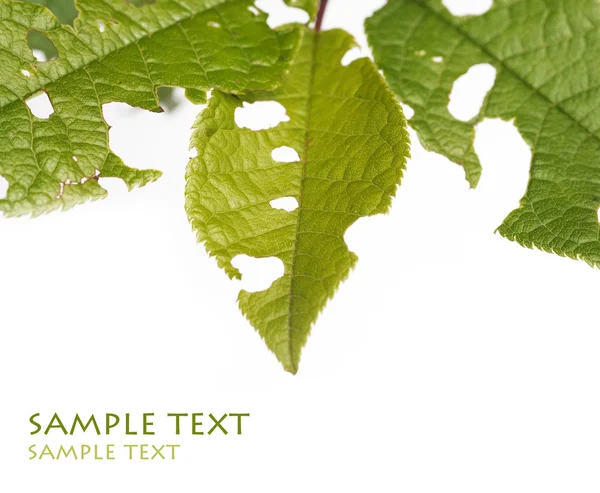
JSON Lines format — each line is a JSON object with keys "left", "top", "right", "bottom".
{"left": 286, "top": 29, "right": 317, "bottom": 372}
{"left": 415, "top": 0, "right": 600, "bottom": 146}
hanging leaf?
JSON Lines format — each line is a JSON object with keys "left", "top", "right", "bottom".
{"left": 185, "top": 28, "right": 410, "bottom": 373}
{"left": 0, "top": 0, "right": 299, "bottom": 216}
{"left": 367, "top": 0, "right": 600, "bottom": 266}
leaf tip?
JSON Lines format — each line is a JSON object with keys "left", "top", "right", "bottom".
{"left": 283, "top": 362, "right": 299, "bottom": 375}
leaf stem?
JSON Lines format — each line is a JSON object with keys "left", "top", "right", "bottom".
{"left": 315, "top": 0, "right": 329, "bottom": 32}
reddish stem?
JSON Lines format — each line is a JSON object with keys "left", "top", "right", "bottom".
{"left": 315, "top": 0, "right": 329, "bottom": 32}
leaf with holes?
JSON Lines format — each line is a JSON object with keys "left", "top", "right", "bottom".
{"left": 26, "top": 0, "right": 184, "bottom": 109}
{"left": 185, "top": 27, "right": 410, "bottom": 373}
{"left": 23, "top": 0, "right": 77, "bottom": 61}
{"left": 367, "top": 0, "right": 600, "bottom": 267}
{"left": 0, "top": 0, "right": 299, "bottom": 216}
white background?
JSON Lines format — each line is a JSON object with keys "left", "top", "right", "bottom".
{"left": 1, "top": 1, "right": 600, "bottom": 492}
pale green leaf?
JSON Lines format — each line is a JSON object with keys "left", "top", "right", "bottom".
{"left": 0, "top": 0, "right": 299, "bottom": 216}
{"left": 185, "top": 28, "right": 410, "bottom": 373}
{"left": 367, "top": 0, "right": 600, "bottom": 266}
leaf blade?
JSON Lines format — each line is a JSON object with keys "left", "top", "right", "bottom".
{"left": 186, "top": 28, "right": 410, "bottom": 373}
{"left": 367, "top": 0, "right": 600, "bottom": 266}
{"left": 0, "top": 0, "right": 299, "bottom": 216}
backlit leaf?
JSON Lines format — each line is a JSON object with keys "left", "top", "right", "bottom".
{"left": 186, "top": 28, "right": 410, "bottom": 373}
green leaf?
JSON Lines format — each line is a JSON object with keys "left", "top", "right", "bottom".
{"left": 25, "top": 0, "right": 181, "bottom": 109}
{"left": 0, "top": 0, "right": 299, "bottom": 216}
{"left": 185, "top": 28, "right": 410, "bottom": 373}
{"left": 367, "top": 0, "right": 600, "bottom": 267}
{"left": 23, "top": 0, "right": 77, "bottom": 60}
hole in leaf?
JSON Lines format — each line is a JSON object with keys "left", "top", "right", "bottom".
{"left": 271, "top": 146, "right": 299, "bottom": 163}
{"left": 72, "top": 155, "right": 78, "bottom": 162}
{"left": 448, "top": 63, "right": 496, "bottom": 122}
{"left": 234, "top": 101, "right": 290, "bottom": 130}
{"left": 207, "top": 21, "right": 221, "bottom": 28}
{"left": 400, "top": 103, "right": 414, "bottom": 120}
{"left": 21, "top": 69, "right": 31, "bottom": 77}
{"left": 27, "top": 31, "right": 58, "bottom": 61}
{"left": 254, "top": 0, "right": 309, "bottom": 28}
{"left": 432, "top": 56, "right": 443, "bottom": 63}
{"left": 26, "top": 91, "right": 54, "bottom": 119}
{"left": 270, "top": 197, "right": 298, "bottom": 212}
{"left": 31, "top": 49, "right": 47, "bottom": 62}
{"left": 0, "top": 176, "right": 8, "bottom": 200}
{"left": 341, "top": 46, "right": 362, "bottom": 67}
{"left": 189, "top": 147, "right": 198, "bottom": 158}
{"left": 443, "top": 0, "right": 493, "bottom": 16}
{"left": 474, "top": 118, "right": 531, "bottom": 226}
{"left": 97, "top": 20, "right": 106, "bottom": 32}
{"left": 231, "top": 255, "right": 284, "bottom": 293}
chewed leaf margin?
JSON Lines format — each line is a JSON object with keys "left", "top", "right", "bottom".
{"left": 0, "top": 0, "right": 300, "bottom": 216}
{"left": 186, "top": 27, "right": 410, "bottom": 373}
{"left": 367, "top": 0, "right": 600, "bottom": 268}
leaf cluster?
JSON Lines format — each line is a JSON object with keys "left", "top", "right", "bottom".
{"left": 2, "top": 0, "right": 597, "bottom": 372}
